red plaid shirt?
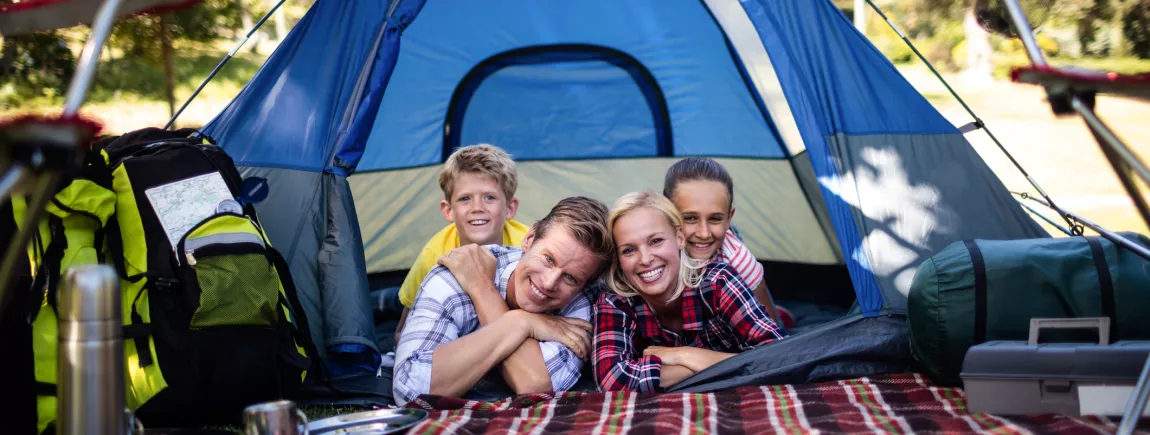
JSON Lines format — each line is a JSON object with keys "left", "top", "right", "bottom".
{"left": 592, "top": 262, "right": 787, "bottom": 393}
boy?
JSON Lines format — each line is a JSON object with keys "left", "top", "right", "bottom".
{"left": 393, "top": 144, "right": 530, "bottom": 340}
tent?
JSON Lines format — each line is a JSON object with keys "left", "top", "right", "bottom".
{"left": 201, "top": 0, "right": 1049, "bottom": 395}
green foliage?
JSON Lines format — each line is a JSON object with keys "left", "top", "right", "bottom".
{"left": 0, "top": 32, "right": 75, "bottom": 106}
{"left": 109, "top": 0, "right": 243, "bottom": 67}
{"left": 1125, "top": 0, "right": 1150, "bottom": 58}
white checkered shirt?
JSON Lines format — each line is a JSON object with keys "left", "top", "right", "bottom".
{"left": 392, "top": 245, "right": 593, "bottom": 405}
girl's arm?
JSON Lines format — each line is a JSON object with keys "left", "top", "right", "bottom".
{"left": 592, "top": 295, "right": 666, "bottom": 393}
{"left": 711, "top": 264, "right": 787, "bottom": 346}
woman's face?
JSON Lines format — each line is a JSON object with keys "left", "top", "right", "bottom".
{"left": 670, "top": 180, "right": 733, "bottom": 260}
{"left": 613, "top": 206, "right": 684, "bottom": 302}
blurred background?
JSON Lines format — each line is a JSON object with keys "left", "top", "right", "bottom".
{"left": 1, "top": 0, "right": 1148, "bottom": 235}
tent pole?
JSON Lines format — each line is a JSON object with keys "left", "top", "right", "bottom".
{"left": 863, "top": 0, "right": 1078, "bottom": 233}
{"left": 1019, "top": 194, "right": 1150, "bottom": 263}
{"left": 163, "top": 0, "right": 287, "bottom": 130}
{"left": 63, "top": 0, "right": 124, "bottom": 116}
{"left": 1016, "top": 199, "right": 1072, "bottom": 236}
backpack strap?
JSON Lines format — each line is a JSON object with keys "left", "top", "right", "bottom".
{"left": 266, "top": 246, "right": 338, "bottom": 392}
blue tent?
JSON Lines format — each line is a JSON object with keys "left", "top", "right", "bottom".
{"left": 203, "top": 0, "right": 1047, "bottom": 395}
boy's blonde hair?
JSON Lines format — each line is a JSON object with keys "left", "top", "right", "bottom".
{"left": 605, "top": 191, "right": 706, "bottom": 300}
{"left": 439, "top": 144, "right": 518, "bottom": 201}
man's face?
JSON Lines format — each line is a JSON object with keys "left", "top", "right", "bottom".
{"left": 508, "top": 225, "right": 602, "bottom": 313}
{"left": 441, "top": 172, "right": 518, "bottom": 246}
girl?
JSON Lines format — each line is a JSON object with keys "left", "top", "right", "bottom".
{"left": 662, "top": 157, "right": 789, "bottom": 327}
{"left": 592, "top": 192, "right": 787, "bottom": 393}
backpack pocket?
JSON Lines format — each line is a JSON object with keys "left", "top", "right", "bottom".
{"left": 177, "top": 213, "right": 282, "bottom": 330}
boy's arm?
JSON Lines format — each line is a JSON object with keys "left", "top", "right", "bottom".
{"left": 437, "top": 245, "right": 558, "bottom": 395}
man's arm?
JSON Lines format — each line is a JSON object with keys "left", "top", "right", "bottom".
{"left": 393, "top": 274, "right": 528, "bottom": 405}
{"left": 428, "top": 311, "right": 531, "bottom": 398}
{"left": 438, "top": 245, "right": 556, "bottom": 395}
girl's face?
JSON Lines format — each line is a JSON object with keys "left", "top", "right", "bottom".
{"left": 670, "top": 180, "right": 733, "bottom": 260}
{"left": 613, "top": 206, "right": 684, "bottom": 302}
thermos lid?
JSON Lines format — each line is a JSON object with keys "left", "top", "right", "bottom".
{"left": 57, "top": 265, "right": 121, "bottom": 324}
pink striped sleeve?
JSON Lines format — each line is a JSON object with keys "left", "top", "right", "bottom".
{"left": 721, "top": 231, "right": 764, "bottom": 289}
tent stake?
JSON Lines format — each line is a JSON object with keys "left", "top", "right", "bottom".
{"left": 163, "top": 0, "right": 287, "bottom": 130}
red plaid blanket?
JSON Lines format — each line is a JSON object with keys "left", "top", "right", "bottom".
{"left": 403, "top": 374, "right": 1149, "bottom": 434}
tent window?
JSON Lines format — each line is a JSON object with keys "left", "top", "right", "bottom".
{"left": 443, "top": 44, "right": 672, "bottom": 161}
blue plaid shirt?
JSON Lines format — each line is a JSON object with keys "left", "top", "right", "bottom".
{"left": 392, "top": 245, "right": 593, "bottom": 405}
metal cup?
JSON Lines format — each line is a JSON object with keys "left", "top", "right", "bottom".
{"left": 243, "top": 400, "right": 309, "bottom": 435}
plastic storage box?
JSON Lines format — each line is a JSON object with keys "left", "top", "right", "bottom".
{"left": 961, "top": 318, "right": 1150, "bottom": 416}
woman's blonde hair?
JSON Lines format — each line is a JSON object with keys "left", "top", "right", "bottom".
{"left": 605, "top": 191, "right": 707, "bottom": 300}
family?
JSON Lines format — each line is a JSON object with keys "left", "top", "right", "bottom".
{"left": 391, "top": 144, "right": 790, "bottom": 405}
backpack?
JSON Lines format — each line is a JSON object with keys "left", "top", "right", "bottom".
{"left": 19, "top": 128, "right": 319, "bottom": 432}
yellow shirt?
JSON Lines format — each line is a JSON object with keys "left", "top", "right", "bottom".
{"left": 398, "top": 219, "right": 531, "bottom": 307}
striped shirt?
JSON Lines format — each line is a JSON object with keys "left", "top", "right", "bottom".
{"left": 392, "top": 245, "right": 592, "bottom": 405}
{"left": 715, "top": 230, "right": 764, "bottom": 289}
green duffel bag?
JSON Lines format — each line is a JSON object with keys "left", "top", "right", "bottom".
{"left": 908, "top": 233, "right": 1150, "bottom": 386}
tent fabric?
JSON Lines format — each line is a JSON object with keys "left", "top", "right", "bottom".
{"left": 235, "top": 167, "right": 378, "bottom": 361}
{"left": 205, "top": 1, "right": 392, "bottom": 172}
{"left": 667, "top": 313, "right": 916, "bottom": 392}
{"left": 351, "top": 158, "right": 839, "bottom": 273}
{"left": 353, "top": 0, "right": 788, "bottom": 172}
{"left": 819, "top": 134, "right": 1049, "bottom": 315}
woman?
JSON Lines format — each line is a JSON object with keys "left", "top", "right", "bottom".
{"left": 592, "top": 191, "right": 787, "bottom": 393}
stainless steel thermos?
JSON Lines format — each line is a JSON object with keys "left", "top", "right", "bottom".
{"left": 56, "top": 265, "right": 127, "bottom": 435}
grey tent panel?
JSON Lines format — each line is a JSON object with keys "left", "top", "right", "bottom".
{"left": 792, "top": 151, "right": 844, "bottom": 263}
{"left": 821, "top": 133, "right": 1049, "bottom": 314}
{"left": 239, "top": 167, "right": 378, "bottom": 359}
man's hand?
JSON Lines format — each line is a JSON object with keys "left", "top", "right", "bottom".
{"left": 516, "top": 311, "right": 593, "bottom": 360}
{"left": 438, "top": 244, "right": 498, "bottom": 298}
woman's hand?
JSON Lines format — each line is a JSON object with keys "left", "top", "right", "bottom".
{"left": 514, "top": 310, "right": 593, "bottom": 359}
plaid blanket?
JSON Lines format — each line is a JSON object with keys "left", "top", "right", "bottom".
{"left": 403, "top": 374, "right": 1150, "bottom": 434}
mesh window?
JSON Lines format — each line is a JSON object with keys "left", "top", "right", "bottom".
{"left": 190, "top": 253, "right": 280, "bottom": 328}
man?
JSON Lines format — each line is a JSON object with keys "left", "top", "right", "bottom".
{"left": 392, "top": 196, "right": 613, "bottom": 405}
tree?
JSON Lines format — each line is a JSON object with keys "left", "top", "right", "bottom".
{"left": 1125, "top": 0, "right": 1150, "bottom": 58}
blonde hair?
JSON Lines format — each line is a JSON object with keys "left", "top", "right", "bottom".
{"left": 605, "top": 191, "right": 707, "bottom": 300}
{"left": 439, "top": 144, "right": 518, "bottom": 201}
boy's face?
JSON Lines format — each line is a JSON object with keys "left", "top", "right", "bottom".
{"left": 441, "top": 172, "right": 518, "bottom": 246}
{"left": 670, "top": 179, "right": 733, "bottom": 261}
{"left": 507, "top": 225, "right": 602, "bottom": 314}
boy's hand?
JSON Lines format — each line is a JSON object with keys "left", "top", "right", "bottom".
{"left": 514, "top": 310, "right": 593, "bottom": 360}
{"left": 438, "top": 244, "right": 498, "bottom": 297}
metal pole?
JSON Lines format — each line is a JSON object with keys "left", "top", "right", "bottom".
{"left": 1001, "top": 0, "right": 1048, "bottom": 66}
{"left": 1025, "top": 195, "right": 1150, "bottom": 263}
{"left": 163, "top": 0, "right": 288, "bottom": 130}
{"left": 0, "top": 165, "right": 25, "bottom": 202}
{"left": 854, "top": 0, "right": 867, "bottom": 36}
{"left": 62, "top": 0, "right": 125, "bottom": 117}
{"left": 1073, "top": 96, "right": 1150, "bottom": 187}
{"left": 1117, "top": 356, "right": 1150, "bottom": 435}
{"left": 1016, "top": 199, "right": 1073, "bottom": 236}
{"left": 56, "top": 265, "right": 125, "bottom": 435}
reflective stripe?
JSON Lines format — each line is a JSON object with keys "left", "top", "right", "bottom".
{"left": 185, "top": 232, "right": 266, "bottom": 252}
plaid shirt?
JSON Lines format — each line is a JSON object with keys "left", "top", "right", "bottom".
{"left": 393, "top": 245, "right": 593, "bottom": 405}
{"left": 591, "top": 261, "right": 787, "bottom": 393}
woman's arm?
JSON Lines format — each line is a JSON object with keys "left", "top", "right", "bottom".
{"left": 592, "top": 295, "right": 665, "bottom": 393}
